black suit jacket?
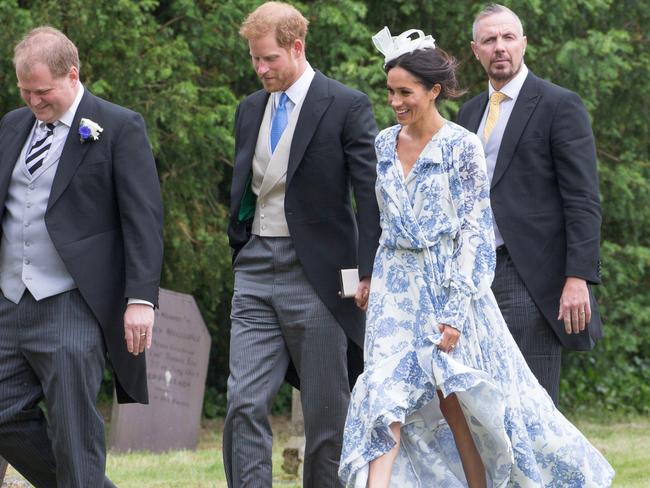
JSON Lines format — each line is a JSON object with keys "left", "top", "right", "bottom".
{"left": 228, "top": 71, "right": 381, "bottom": 385}
{"left": 457, "top": 71, "right": 602, "bottom": 350}
{"left": 0, "top": 90, "right": 164, "bottom": 403}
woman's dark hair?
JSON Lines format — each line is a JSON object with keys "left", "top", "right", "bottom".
{"left": 385, "top": 47, "right": 465, "bottom": 102}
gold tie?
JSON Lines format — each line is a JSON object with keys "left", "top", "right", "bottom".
{"left": 483, "top": 91, "right": 508, "bottom": 143}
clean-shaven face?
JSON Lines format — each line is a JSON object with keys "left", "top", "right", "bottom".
{"left": 386, "top": 66, "right": 437, "bottom": 127}
{"left": 17, "top": 62, "right": 79, "bottom": 123}
{"left": 471, "top": 11, "right": 527, "bottom": 88}
{"left": 249, "top": 33, "right": 302, "bottom": 93}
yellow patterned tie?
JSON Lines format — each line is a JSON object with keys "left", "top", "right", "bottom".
{"left": 483, "top": 91, "right": 508, "bottom": 143}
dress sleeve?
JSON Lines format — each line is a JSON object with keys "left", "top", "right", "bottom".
{"left": 438, "top": 132, "right": 496, "bottom": 331}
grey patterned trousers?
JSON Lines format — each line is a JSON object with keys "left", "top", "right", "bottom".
{"left": 223, "top": 236, "right": 349, "bottom": 488}
{"left": 492, "top": 246, "right": 562, "bottom": 404}
{"left": 0, "top": 289, "right": 116, "bottom": 488}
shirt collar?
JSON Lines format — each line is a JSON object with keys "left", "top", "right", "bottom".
{"left": 57, "top": 83, "right": 85, "bottom": 128}
{"left": 275, "top": 63, "right": 315, "bottom": 107}
{"left": 488, "top": 64, "right": 528, "bottom": 101}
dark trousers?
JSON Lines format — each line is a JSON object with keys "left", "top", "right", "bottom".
{"left": 0, "top": 290, "right": 116, "bottom": 487}
{"left": 492, "top": 247, "right": 562, "bottom": 404}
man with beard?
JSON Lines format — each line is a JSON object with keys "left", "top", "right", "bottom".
{"left": 224, "top": 2, "right": 380, "bottom": 486}
{"left": 457, "top": 4, "right": 602, "bottom": 404}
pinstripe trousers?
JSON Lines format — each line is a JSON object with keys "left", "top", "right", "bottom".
{"left": 223, "top": 236, "right": 349, "bottom": 488}
{"left": 492, "top": 246, "right": 562, "bottom": 404}
{"left": 0, "top": 289, "right": 116, "bottom": 488}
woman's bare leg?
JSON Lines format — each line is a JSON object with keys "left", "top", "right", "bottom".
{"left": 367, "top": 422, "right": 401, "bottom": 488}
{"left": 437, "top": 390, "right": 487, "bottom": 488}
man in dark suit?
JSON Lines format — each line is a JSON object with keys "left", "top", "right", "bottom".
{"left": 224, "top": 2, "right": 380, "bottom": 486}
{"left": 457, "top": 4, "right": 602, "bottom": 403}
{"left": 0, "top": 27, "right": 163, "bottom": 486}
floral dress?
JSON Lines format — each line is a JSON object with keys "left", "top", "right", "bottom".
{"left": 338, "top": 122, "right": 614, "bottom": 487}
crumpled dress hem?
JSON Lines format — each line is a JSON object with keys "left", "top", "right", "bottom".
{"left": 340, "top": 333, "right": 515, "bottom": 488}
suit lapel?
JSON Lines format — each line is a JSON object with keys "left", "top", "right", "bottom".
{"left": 466, "top": 92, "right": 488, "bottom": 133}
{"left": 234, "top": 91, "right": 268, "bottom": 194}
{"left": 491, "top": 73, "right": 540, "bottom": 189}
{"left": 48, "top": 90, "right": 95, "bottom": 210}
{"left": 286, "top": 72, "right": 333, "bottom": 185}
{"left": 231, "top": 91, "right": 268, "bottom": 223}
{"left": 0, "top": 110, "right": 35, "bottom": 205}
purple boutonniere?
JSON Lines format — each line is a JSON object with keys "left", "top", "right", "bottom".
{"left": 79, "top": 118, "right": 103, "bottom": 143}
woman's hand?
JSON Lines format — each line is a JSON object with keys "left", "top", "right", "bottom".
{"left": 437, "top": 323, "right": 460, "bottom": 353}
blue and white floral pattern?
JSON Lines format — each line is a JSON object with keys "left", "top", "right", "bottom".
{"left": 339, "top": 122, "right": 614, "bottom": 487}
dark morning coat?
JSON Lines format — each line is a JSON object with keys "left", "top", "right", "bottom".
{"left": 0, "top": 90, "right": 164, "bottom": 403}
{"left": 457, "top": 71, "right": 602, "bottom": 350}
{"left": 228, "top": 71, "right": 381, "bottom": 386}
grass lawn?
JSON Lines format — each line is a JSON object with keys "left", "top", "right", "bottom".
{"left": 570, "top": 416, "right": 650, "bottom": 488}
{"left": 104, "top": 417, "right": 301, "bottom": 488}
{"left": 4, "top": 415, "right": 648, "bottom": 487}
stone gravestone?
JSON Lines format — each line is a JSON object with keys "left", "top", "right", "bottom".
{"left": 282, "top": 388, "right": 305, "bottom": 478}
{"left": 109, "top": 289, "right": 211, "bottom": 452}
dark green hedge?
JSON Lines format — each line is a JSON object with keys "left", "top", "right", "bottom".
{"left": 0, "top": 0, "right": 646, "bottom": 416}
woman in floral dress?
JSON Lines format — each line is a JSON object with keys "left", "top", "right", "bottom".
{"left": 338, "top": 28, "right": 615, "bottom": 488}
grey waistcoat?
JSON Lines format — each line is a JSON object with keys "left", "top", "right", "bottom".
{"left": 0, "top": 140, "right": 76, "bottom": 303}
{"left": 251, "top": 93, "right": 306, "bottom": 237}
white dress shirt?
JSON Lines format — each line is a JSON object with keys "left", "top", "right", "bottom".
{"left": 27, "top": 83, "right": 85, "bottom": 175}
{"left": 267, "top": 63, "right": 315, "bottom": 152}
{"left": 477, "top": 64, "right": 529, "bottom": 247}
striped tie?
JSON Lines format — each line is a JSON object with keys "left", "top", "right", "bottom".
{"left": 25, "top": 122, "right": 56, "bottom": 175}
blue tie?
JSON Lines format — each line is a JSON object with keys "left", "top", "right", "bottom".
{"left": 270, "top": 92, "right": 289, "bottom": 153}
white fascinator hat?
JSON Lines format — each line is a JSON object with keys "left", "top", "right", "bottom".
{"left": 372, "top": 27, "right": 436, "bottom": 66}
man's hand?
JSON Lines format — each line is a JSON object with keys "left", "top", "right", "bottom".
{"left": 354, "top": 277, "right": 371, "bottom": 311}
{"left": 558, "top": 277, "right": 591, "bottom": 334}
{"left": 124, "top": 303, "right": 155, "bottom": 355}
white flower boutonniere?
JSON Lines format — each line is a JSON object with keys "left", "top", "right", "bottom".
{"left": 78, "top": 118, "right": 103, "bottom": 143}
